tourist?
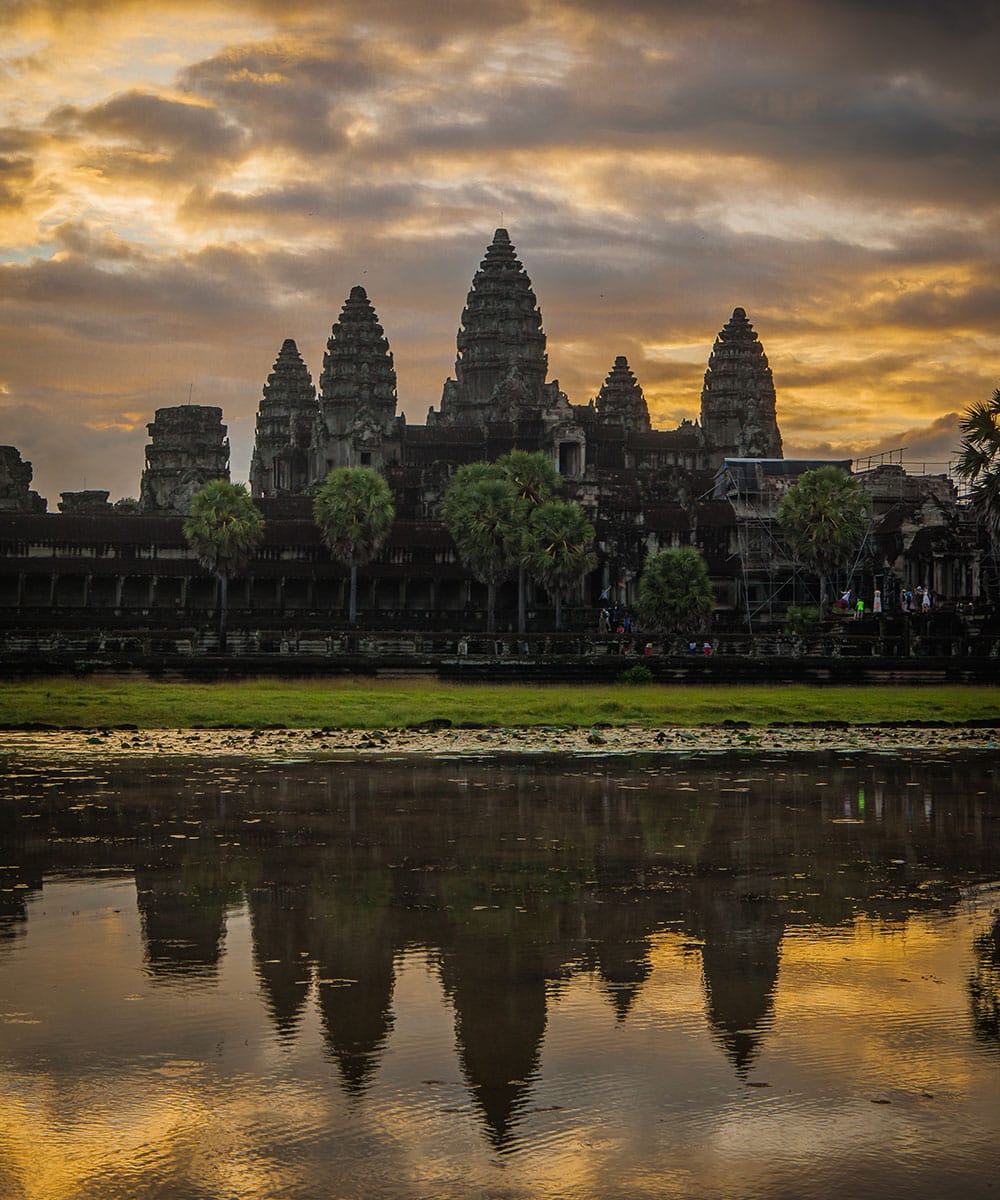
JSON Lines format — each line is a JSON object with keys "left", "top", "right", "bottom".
{"left": 855, "top": 597, "right": 864, "bottom": 620}
{"left": 922, "top": 588, "right": 932, "bottom": 611}
{"left": 702, "top": 641, "right": 712, "bottom": 656}
{"left": 873, "top": 589, "right": 882, "bottom": 615}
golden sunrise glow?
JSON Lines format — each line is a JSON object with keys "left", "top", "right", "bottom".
{"left": 1, "top": 0, "right": 997, "bottom": 499}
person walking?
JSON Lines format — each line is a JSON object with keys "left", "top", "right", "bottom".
{"left": 873, "top": 589, "right": 882, "bottom": 615}
{"left": 855, "top": 597, "right": 865, "bottom": 620}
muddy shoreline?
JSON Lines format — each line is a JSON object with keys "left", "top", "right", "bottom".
{"left": 1, "top": 722, "right": 998, "bottom": 759}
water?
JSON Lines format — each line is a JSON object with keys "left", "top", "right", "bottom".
{"left": 0, "top": 749, "right": 998, "bottom": 1199}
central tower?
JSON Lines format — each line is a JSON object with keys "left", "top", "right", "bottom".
{"left": 434, "top": 229, "right": 550, "bottom": 425}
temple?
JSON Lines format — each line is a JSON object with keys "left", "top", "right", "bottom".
{"left": 248, "top": 230, "right": 779, "bottom": 511}
{"left": 0, "top": 228, "right": 988, "bottom": 646}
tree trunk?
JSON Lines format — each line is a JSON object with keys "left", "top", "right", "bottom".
{"left": 349, "top": 564, "right": 358, "bottom": 626}
{"left": 486, "top": 581, "right": 496, "bottom": 633}
{"left": 554, "top": 589, "right": 563, "bottom": 630}
{"left": 517, "top": 564, "right": 526, "bottom": 634}
{"left": 218, "top": 571, "right": 229, "bottom": 654}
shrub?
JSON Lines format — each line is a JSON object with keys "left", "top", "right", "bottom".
{"left": 785, "top": 605, "right": 821, "bottom": 637}
{"left": 618, "top": 664, "right": 654, "bottom": 685}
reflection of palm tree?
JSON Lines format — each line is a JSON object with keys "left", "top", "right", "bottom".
{"left": 969, "top": 913, "right": 1000, "bottom": 1051}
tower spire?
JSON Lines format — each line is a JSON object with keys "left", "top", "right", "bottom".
{"left": 700, "top": 307, "right": 782, "bottom": 461}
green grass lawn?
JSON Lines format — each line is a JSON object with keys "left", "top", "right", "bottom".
{"left": 1, "top": 678, "right": 998, "bottom": 729}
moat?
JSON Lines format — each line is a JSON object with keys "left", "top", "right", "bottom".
{"left": 1, "top": 750, "right": 998, "bottom": 1200}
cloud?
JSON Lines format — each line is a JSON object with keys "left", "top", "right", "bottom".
{"left": 0, "top": 0, "right": 997, "bottom": 498}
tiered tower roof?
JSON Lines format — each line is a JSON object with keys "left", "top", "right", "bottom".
{"left": 319, "top": 285, "right": 397, "bottom": 416}
{"left": 700, "top": 307, "right": 782, "bottom": 460}
{"left": 249, "top": 338, "right": 317, "bottom": 497}
{"left": 452, "top": 228, "right": 548, "bottom": 407}
{"left": 595, "top": 356, "right": 651, "bottom": 431}
{"left": 259, "top": 339, "right": 316, "bottom": 438}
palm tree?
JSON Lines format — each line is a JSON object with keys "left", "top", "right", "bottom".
{"left": 313, "top": 466, "right": 395, "bottom": 626}
{"left": 955, "top": 387, "right": 1000, "bottom": 555}
{"left": 776, "top": 466, "right": 869, "bottom": 611}
{"left": 496, "top": 450, "right": 562, "bottom": 633}
{"left": 442, "top": 470, "right": 521, "bottom": 633}
{"left": 526, "top": 499, "right": 597, "bottom": 629}
{"left": 183, "top": 480, "right": 264, "bottom": 652}
{"left": 636, "top": 546, "right": 715, "bottom": 642}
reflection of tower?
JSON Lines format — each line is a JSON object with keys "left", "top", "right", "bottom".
{"left": 440, "top": 936, "right": 549, "bottom": 1149}
{"left": 969, "top": 913, "right": 1000, "bottom": 1051}
{"left": 0, "top": 869, "right": 41, "bottom": 952}
{"left": 247, "top": 878, "right": 315, "bottom": 1041}
{"left": 695, "top": 888, "right": 784, "bottom": 1076}
{"left": 593, "top": 938, "right": 652, "bottom": 1022}
{"left": 134, "top": 864, "right": 232, "bottom": 980}
{"left": 310, "top": 883, "right": 397, "bottom": 1095}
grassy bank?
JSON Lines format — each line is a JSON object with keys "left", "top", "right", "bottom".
{"left": 1, "top": 678, "right": 998, "bottom": 730}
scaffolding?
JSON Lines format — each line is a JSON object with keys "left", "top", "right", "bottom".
{"left": 718, "top": 459, "right": 878, "bottom": 630}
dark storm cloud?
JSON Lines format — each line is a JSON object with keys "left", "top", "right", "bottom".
{"left": 179, "top": 40, "right": 374, "bottom": 156}
{"left": 180, "top": 179, "right": 426, "bottom": 225}
{"left": 0, "top": 155, "right": 36, "bottom": 211}
{"left": 50, "top": 90, "right": 247, "bottom": 180}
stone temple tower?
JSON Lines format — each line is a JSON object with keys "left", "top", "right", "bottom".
{"left": 434, "top": 228, "right": 550, "bottom": 425}
{"left": 249, "top": 338, "right": 317, "bottom": 499}
{"left": 312, "top": 285, "right": 398, "bottom": 477}
{"left": 595, "top": 356, "right": 651, "bottom": 431}
{"left": 699, "top": 307, "right": 782, "bottom": 463}
{"left": 139, "top": 405, "right": 229, "bottom": 514}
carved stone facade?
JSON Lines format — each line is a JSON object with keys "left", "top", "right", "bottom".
{"left": 139, "top": 405, "right": 230, "bottom": 515}
{"left": 0, "top": 446, "right": 46, "bottom": 513}
{"left": 595, "top": 357, "right": 651, "bottom": 432}
{"left": 314, "top": 285, "right": 400, "bottom": 477}
{"left": 249, "top": 339, "right": 317, "bottom": 498}
{"left": 0, "top": 229, "right": 985, "bottom": 633}
{"left": 700, "top": 307, "right": 782, "bottom": 461}
{"left": 247, "top": 228, "right": 727, "bottom": 517}
{"left": 59, "top": 490, "right": 113, "bottom": 515}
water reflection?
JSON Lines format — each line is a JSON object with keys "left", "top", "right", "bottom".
{"left": 1, "top": 750, "right": 998, "bottom": 1196}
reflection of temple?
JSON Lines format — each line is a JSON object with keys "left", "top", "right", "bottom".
{"left": 969, "top": 913, "right": 1000, "bottom": 1052}
{"left": 247, "top": 876, "right": 314, "bottom": 1040}
{"left": 134, "top": 862, "right": 237, "bottom": 980}
{"left": 3, "top": 753, "right": 999, "bottom": 1147}
{"left": 440, "top": 936, "right": 551, "bottom": 1147}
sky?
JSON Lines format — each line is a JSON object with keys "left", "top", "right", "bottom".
{"left": 1, "top": 0, "right": 998, "bottom": 504}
